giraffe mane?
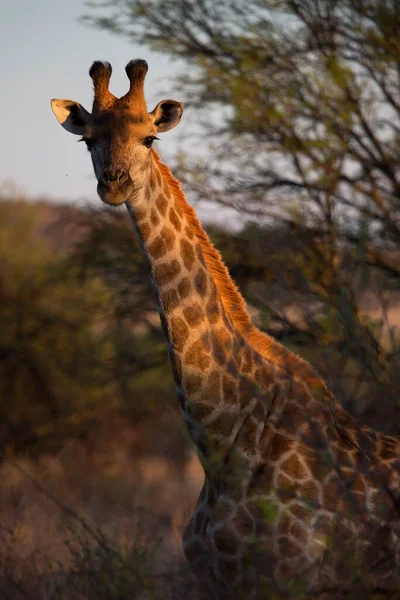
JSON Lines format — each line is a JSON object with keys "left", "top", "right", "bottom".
{"left": 153, "top": 150, "right": 328, "bottom": 392}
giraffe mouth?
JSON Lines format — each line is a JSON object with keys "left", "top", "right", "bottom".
{"left": 97, "top": 179, "right": 134, "bottom": 206}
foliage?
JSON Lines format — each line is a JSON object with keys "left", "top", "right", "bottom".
{"left": 57, "top": 525, "right": 157, "bottom": 600}
{"left": 0, "top": 200, "right": 113, "bottom": 454}
{"left": 84, "top": 0, "right": 400, "bottom": 430}
{"left": 0, "top": 199, "right": 176, "bottom": 455}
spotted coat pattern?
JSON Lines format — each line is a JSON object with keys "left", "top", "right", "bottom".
{"left": 127, "top": 160, "right": 400, "bottom": 599}
{"left": 52, "top": 60, "right": 400, "bottom": 600}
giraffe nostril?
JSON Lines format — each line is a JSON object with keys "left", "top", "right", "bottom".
{"left": 103, "top": 167, "right": 129, "bottom": 185}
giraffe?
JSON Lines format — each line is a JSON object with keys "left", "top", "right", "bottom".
{"left": 51, "top": 60, "right": 400, "bottom": 599}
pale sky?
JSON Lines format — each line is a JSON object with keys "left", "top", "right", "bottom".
{"left": 0, "top": 0, "right": 185, "bottom": 206}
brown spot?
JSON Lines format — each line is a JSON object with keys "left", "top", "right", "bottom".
{"left": 181, "top": 239, "right": 195, "bottom": 271}
{"left": 184, "top": 540, "right": 206, "bottom": 563}
{"left": 300, "top": 479, "right": 321, "bottom": 507}
{"left": 332, "top": 447, "right": 353, "bottom": 469}
{"left": 305, "top": 397, "right": 324, "bottom": 420}
{"left": 185, "top": 225, "right": 195, "bottom": 240}
{"left": 154, "top": 260, "right": 181, "bottom": 285}
{"left": 140, "top": 222, "right": 151, "bottom": 242}
{"left": 280, "top": 454, "right": 308, "bottom": 480}
{"left": 150, "top": 208, "right": 159, "bottom": 226}
{"left": 185, "top": 339, "right": 211, "bottom": 370}
{"left": 213, "top": 328, "right": 231, "bottom": 366}
{"left": 185, "top": 373, "right": 203, "bottom": 397}
{"left": 255, "top": 516, "right": 277, "bottom": 540}
{"left": 169, "top": 207, "right": 182, "bottom": 232}
{"left": 195, "top": 242, "right": 206, "bottom": 266}
{"left": 232, "top": 506, "right": 254, "bottom": 538}
{"left": 218, "top": 327, "right": 231, "bottom": 349}
{"left": 155, "top": 168, "right": 162, "bottom": 186}
{"left": 253, "top": 400, "right": 266, "bottom": 422}
{"left": 248, "top": 462, "right": 275, "bottom": 495}
{"left": 278, "top": 536, "right": 298, "bottom": 558}
{"left": 201, "top": 331, "right": 211, "bottom": 353}
{"left": 170, "top": 316, "right": 189, "bottom": 352}
{"left": 211, "top": 412, "right": 235, "bottom": 438}
{"left": 194, "top": 268, "right": 208, "bottom": 297}
{"left": 163, "top": 289, "right": 179, "bottom": 313}
{"left": 227, "top": 359, "right": 238, "bottom": 378}
{"left": 260, "top": 368, "right": 273, "bottom": 389}
{"left": 290, "top": 520, "right": 307, "bottom": 542}
{"left": 148, "top": 236, "right": 166, "bottom": 259}
{"left": 160, "top": 226, "right": 175, "bottom": 250}
{"left": 313, "top": 513, "right": 331, "bottom": 535}
{"left": 346, "top": 472, "right": 365, "bottom": 494}
{"left": 178, "top": 277, "right": 191, "bottom": 299}
{"left": 190, "top": 401, "right": 215, "bottom": 422}
{"left": 134, "top": 206, "right": 146, "bottom": 221}
{"left": 213, "top": 527, "right": 238, "bottom": 556}
{"left": 289, "top": 502, "right": 313, "bottom": 521}
{"left": 207, "top": 299, "right": 220, "bottom": 324}
{"left": 323, "top": 476, "right": 343, "bottom": 511}
{"left": 222, "top": 375, "right": 237, "bottom": 404}
{"left": 279, "top": 512, "right": 291, "bottom": 535}
{"left": 277, "top": 473, "right": 297, "bottom": 503}
{"left": 210, "top": 498, "right": 232, "bottom": 524}
{"left": 336, "top": 409, "right": 358, "bottom": 430}
{"left": 374, "top": 489, "right": 395, "bottom": 519}
{"left": 269, "top": 433, "right": 292, "bottom": 462}
{"left": 218, "top": 557, "right": 238, "bottom": 582}
{"left": 204, "top": 370, "right": 221, "bottom": 399}
{"left": 305, "top": 452, "right": 332, "bottom": 482}
{"left": 283, "top": 401, "right": 304, "bottom": 431}
{"left": 156, "top": 193, "right": 168, "bottom": 216}
{"left": 239, "top": 378, "right": 255, "bottom": 407}
{"left": 183, "top": 303, "right": 205, "bottom": 327}
{"left": 238, "top": 418, "right": 259, "bottom": 454}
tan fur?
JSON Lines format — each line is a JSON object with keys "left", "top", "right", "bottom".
{"left": 89, "top": 62, "right": 116, "bottom": 113}
{"left": 119, "top": 60, "right": 149, "bottom": 118}
{"left": 152, "top": 150, "right": 327, "bottom": 392}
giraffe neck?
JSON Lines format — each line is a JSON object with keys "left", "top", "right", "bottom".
{"left": 125, "top": 152, "right": 264, "bottom": 468}
{"left": 125, "top": 151, "right": 332, "bottom": 476}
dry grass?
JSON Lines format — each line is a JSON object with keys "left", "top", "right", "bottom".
{"left": 0, "top": 414, "right": 205, "bottom": 599}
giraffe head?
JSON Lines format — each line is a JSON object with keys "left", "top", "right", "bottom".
{"left": 51, "top": 60, "right": 183, "bottom": 205}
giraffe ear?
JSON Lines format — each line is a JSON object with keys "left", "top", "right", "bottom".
{"left": 149, "top": 100, "right": 184, "bottom": 133}
{"left": 51, "top": 99, "right": 92, "bottom": 135}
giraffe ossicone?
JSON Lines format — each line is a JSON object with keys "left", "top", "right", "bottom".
{"left": 52, "top": 60, "right": 400, "bottom": 599}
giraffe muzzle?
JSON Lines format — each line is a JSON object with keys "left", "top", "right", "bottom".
{"left": 101, "top": 167, "right": 130, "bottom": 187}
{"left": 97, "top": 167, "right": 134, "bottom": 205}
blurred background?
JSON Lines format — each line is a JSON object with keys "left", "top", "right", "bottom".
{"left": 1, "top": 1, "right": 399, "bottom": 598}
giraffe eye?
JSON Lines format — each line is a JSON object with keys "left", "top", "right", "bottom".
{"left": 143, "top": 136, "right": 159, "bottom": 148}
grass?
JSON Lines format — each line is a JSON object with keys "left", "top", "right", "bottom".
{"left": 0, "top": 415, "right": 205, "bottom": 599}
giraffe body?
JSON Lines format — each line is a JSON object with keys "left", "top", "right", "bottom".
{"left": 52, "top": 60, "right": 400, "bottom": 599}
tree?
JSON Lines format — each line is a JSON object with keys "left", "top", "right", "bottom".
{"left": 0, "top": 200, "right": 115, "bottom": 454}
{"left": 84, "top": 0, "right": 400, "bottom": 431}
